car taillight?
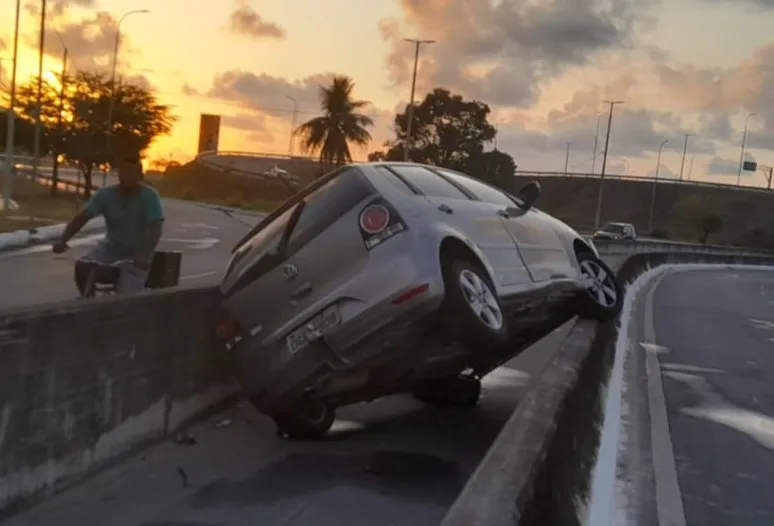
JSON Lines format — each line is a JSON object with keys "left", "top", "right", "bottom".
{"left": 358, "top": 199, "right": 406, "bottom": 250}
{"left": 216, "top": 317, "right": 239, "bottom": 340}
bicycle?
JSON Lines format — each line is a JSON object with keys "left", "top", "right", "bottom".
{"left": 55, "top": 248, "right": 184, "bottom": 298}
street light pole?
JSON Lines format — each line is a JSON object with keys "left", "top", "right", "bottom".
{"left": 648, "top": 139, "right": 669, "bottom": 233}
{"left": 564, "top": 141, "right": 571, "bottom": 175}
{"left": 591, "top": 113, "right": 601, "bottom": 174}
{"left": 31, "top": 0, "right": 48, "bottom": 187}
{"left": 51, "top": 34, "right": 67, "bottom": 195}
{"left": 2, "top": 0, "right": 21, "bottom": 212}
{"left": 403, "top": 38, "right": 435, "bottom": 162}
{"left": 286, "top": 95, "right": 298, "bottom": 157}
{"left": 105, "top": 9, "right": 149, "bottom": 161}
{"left": 737, "top": 112, "right": 756, "bottom": 185}
{"left": 678, "top": 133, "right": 691, "bottom": 181}
{"left": 593, "top": 100, "right": 624, "bottom": 228}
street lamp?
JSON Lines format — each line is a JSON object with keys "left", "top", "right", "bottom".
{"left": 2, "top": 0, "right": 21, "bottom": 212}
{"left": 737, "top": 112, "right": 756, "bottom": 186}
{"left": 678, "top": 133, "right": 691, "bottom": 181}
{"left": 403, "top": 38, "right": 435, "bottom": 162}
{"left": 105, "top": 9, "right": 149, "bottom": 158}
{"left": 31, "top": 0, "right": 49, "bottom": 183}
{"left": 286, "top": 95, "right": 298, "bottom": 157}
{"left": 648, "top": 139, "right": 669, "bottom": 233}
{"left": 591, "top": 113, "right": 602, "bottom": 174}
{"left": 594, "top": 100, "right": 624, "bottom": 228}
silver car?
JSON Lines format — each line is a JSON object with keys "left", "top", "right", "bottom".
{"left": 217, "top": 162, "right": 622, "bottom": 439}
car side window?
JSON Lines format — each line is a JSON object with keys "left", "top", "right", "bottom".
{"left": 386, "top": 165, "right": 470, "bottom": 200}
{"left": 374, "top": 166, "right": 417, "bottom": 195}
{"left": 434, "top": 168, "right": 515, "bottom": 207}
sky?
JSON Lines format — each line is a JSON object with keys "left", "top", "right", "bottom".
{"left": 2, "top": 0, "right": 774, "bottom": 187}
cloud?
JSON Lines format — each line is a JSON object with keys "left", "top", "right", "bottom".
{"left": 228, "top": 1, "right": 285, "bottom": 40}
{"left": 187, "top": 70, "right": 395, "bottom": 157}
{"left": 24, "top": 0, "right": 96, "bottom": 19}
{"left": 222, "top": 113, "right": 275, "bottom": 143}
{"left": 23, "top": 11, "right": 135, "bottom": 73}
{"left": 379, "top": 0, "right": 657, "bottom": 108}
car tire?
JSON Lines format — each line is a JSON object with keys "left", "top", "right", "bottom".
{"left": 411, "top": 376, "right": 482, "bottom": 408}
{"left": 272, "top": 400, "right": 335, "bottom": 440}
{"left": 440, "top": 258, "right": 509, "bottom": 350}
{"left": 576, "top": 251, "right": 623, "bottom": 322}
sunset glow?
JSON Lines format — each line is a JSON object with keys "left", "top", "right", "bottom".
{"left": 1, "top": 0, "right": 774, "bottom": 186}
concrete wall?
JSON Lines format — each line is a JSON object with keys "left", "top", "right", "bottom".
{"left": 0, "top": 286, "right": 238, "bottom": 517}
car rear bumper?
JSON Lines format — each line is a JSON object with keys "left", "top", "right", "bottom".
{"left": 227, "top": 232, "right": 447, "bottom": 413}
{"left": 232, "top": 293, "right": 442, "bottom": 413}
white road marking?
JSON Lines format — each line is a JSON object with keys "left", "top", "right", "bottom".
{"left": 163, "top": 237, "right": 220, "bottom": 250}
{"left": 179, "top": 222, "right": 219, "bottom": 230}
{"left": 665, "top": 371, "right": 774, "bottom": 451}
{"left": 640, "top": 342, "right": 670, "bottom": 355}
{"left": 749, "top": 318, "right": 774, "bottom": 331}
{"left": 643, "top": 272, "right": 687, "bottom": 526}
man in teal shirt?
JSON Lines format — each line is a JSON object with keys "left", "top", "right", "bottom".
{"left": 52, "top": 157, "right": 165, "bottom": 295}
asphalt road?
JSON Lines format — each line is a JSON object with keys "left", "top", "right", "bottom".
{"left": 4, "top": 319, "right": 576, "bottom": 526}
{"left": 0, "top": 199, "right": 259, "bottom": 310}
{"left": 623, "top": 268, "right": 774, "bottom": 526}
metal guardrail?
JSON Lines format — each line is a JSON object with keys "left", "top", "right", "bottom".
{"left": 592, "top": 237, "right": 774, "bottom": 257}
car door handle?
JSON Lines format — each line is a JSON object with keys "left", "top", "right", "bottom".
{"left": 496, "top": 209, "right": 509, "bottom": 218}
{"left": 438, "top": 204, "right": 453, "bottom": 214}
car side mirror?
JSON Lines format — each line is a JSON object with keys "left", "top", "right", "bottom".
{"left": 516, "top": 181, "right": 541, "bottom": 210}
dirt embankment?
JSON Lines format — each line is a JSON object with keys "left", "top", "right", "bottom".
{"left": 503, "top": 175, "right": 774, "bottom": 245}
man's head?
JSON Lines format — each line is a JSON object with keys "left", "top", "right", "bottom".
{"left": 117, "top": 157, "right": 143, "bottom": 191}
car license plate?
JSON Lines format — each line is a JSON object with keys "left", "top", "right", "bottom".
{"left": 286, "top": 305, "right": 341, "bottom": 354}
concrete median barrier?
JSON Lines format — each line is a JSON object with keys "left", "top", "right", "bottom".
{"left": 441, "top": 250, "right": 774, "bottom": 526}
{"left": 0, "top": 286, "right": 237, "bottom": 519}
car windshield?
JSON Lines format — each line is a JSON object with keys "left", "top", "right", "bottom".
{"left": 602, "top": 223, "right": 626, "bottom": 234}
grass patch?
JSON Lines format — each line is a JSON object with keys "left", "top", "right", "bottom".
{"left": 0, "top": 176, "right": 81, "bottom": 233}
{"left": 154, "top": 162, "right": 300, "bottom": 213}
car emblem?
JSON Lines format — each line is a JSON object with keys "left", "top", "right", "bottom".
{"left": 282, "top": 263, "right": 298, "bottom": 280}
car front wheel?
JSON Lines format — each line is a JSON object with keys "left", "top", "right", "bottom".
{"left": 576, "top": 251, "right": 623, "bottom": 322}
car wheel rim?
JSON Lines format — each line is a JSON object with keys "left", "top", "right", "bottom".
{"left": 458, "top": 269, "right": 504, "bottom": 331}
{"left": 580, "top": 260, "right": 617, "bottom": 308}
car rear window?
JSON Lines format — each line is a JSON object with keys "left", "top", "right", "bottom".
{"left": 384, "top": 165, "right": 470, "bottom": 200}
{"left": 285, "top": 168, "right": 375, "bottom": 254}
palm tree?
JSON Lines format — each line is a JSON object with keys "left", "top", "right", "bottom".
{"left": 294, "top": 76, "right": 373, "bottom": 173}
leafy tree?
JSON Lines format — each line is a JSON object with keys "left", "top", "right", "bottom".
{"left": 62, "top": 72, "right": 175, "bottom": 196}
{"left": 294, "top": 76, "right": 373, "bottom": 173}
{"left": 468, "top": 149, "right": 517, "bottom": 187}
{"left": 8, "top": 71, "right": 175, "bottom": 197}
{"left": 371, "top": 88, "right": 514, "bottom": 178}
{"left": 698, "top": 213, "right": 723, "bottom": 244}
{"left": 674, "top": 194, "right": 723, "bottom": 243}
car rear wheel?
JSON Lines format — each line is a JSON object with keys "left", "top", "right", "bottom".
{"left": 271, "top": 400, "right": 335, "bottom": 440}
{"left": 576, "top": 251, "right": 623, "bottom": 322}
{"left": 411, "top": 375, "right": 482, "bottom": 408}
{"left": 441, "top": 258, "right": 509, "bottom": 349}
